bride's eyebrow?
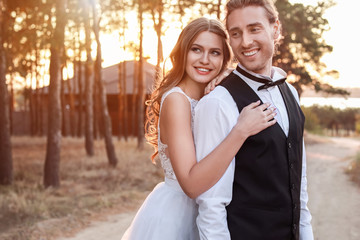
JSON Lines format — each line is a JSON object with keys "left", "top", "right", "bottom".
{"left": 191, "top": 43, "right": 202, "bottom": 48}
{"left": 191, "top": 43, "right": 221, "bottom": 51}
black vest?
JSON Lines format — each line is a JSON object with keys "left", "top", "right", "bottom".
{"left": 220, "top": 73, "right": 305, "bottom": 240}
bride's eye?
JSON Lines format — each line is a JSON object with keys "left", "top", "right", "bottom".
{"left": 211, "top": 50, "right": 221, "bottom": 56}
{"left": 190, "top": 47, "right": 201, "bottom": 53}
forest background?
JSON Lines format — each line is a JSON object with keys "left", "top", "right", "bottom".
{"left": 0, "top": 0, "right": 359, "bottom": 239}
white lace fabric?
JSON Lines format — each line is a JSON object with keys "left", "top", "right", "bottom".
{"left": 158, "top": 87, "right": 198, "bottom": 180}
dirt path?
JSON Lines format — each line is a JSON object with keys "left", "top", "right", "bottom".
{"left": 306, "top": 136, "right": 360, "bottom": 240}
{"left": 56, "top": 212, "right": 135, "bottom": 240}
{"left": 57, "top": 136, "right": 360, "bottom": 240}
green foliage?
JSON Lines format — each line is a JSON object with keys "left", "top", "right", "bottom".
{"left": 301, "top": 106, "right": 322, "bottom": 134}
{"left": 302, "top": 105, "right": 360, "bottom": 136}
{"left": 347, "top": 152, "right": 360, "bottom": 187}
{"left": 3, "top": 0, "right": 352, "bottom": 99}
{"left": 356, "top": 121, "right": 360, "bottom": 134}
{"left": 274, "top": 0, "right": 349, "bottom": 97}
{"left": 5, "top": 0, "right": 53, "bottom": 83}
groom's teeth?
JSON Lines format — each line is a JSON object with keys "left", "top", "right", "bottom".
{"left": 197, "top": 68, "right": 210, "bottom": 72}
{"left": 244, "top": 50, "right": 258, "bottom": 56}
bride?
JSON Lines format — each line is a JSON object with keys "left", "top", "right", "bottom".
{"left": 121, "top": 17, "right": 276, "bottom": 240}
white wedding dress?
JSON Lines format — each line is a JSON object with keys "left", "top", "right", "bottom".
{"left": 121, "top": 87, "right": 200, "bottom": 240}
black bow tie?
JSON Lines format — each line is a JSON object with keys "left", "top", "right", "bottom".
{"left": 236, "top": 66, "right": 286, "bottom": 91}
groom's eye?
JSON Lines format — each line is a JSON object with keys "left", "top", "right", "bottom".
{"left": 231, "top": 31, "right": 240, "bottom": 38}
{"left": 250, "top": 27, "right": 260, "bottom": 33}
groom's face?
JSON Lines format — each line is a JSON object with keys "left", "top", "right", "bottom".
{"left": 227, "top": 6, "right": 279, "bottom": 76}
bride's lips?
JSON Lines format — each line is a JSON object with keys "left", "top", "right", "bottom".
{"left": 194, "top": 67, "right": 212, "bottom": 75}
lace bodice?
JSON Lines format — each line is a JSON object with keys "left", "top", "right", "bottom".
{"left": 158, "top": 87, "right": 198, "bottom": 180}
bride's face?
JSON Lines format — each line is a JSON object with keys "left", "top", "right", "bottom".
{"left": 183, "top": 31, "right": 224, "bottom": 86}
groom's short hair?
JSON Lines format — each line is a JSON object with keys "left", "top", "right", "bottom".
{"left": 225, "top": 0, "right": 279, "bottom": 29}
{"left": 225, "top": 0, "right": 282, "bottom": 47}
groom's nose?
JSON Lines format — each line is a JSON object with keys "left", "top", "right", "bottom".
{"left": 242, "top": 32, "right": 254, "bottom": 47}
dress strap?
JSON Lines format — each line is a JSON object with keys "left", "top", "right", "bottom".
{"left": 160, "top": 87, "right": 191, "bottom": 107}
{"left": 158, "top": 87, "right": 191, "bottom": 142}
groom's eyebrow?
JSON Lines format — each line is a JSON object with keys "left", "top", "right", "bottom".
{"left": 247, "top": 22, "right": 263, "bottom": 28}
{"left": 229, "top": 25, "right": 261, "bottom": 34}
{"left": 228, "top": 21, "right": 263, "bottom": 31}
{"left": 228, "top": 26, "right": 241, "bottom": 32}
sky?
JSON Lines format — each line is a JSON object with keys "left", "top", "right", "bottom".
{"left": 101, "top": 0, "right": 360, "bottom": 89}
{"left": 290, "top": 0, "right": 360, "bottom": 88}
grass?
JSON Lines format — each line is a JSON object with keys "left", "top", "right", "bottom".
{"left": 3, "top": 134, "right": 359, "bottom": 239}
{"left": 347, "top": 152, "right": 360, "bottom": 187}
{"left": 0, "top": 136, "right": 162, "bottom": 240}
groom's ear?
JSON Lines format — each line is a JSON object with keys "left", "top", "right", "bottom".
{"left": 273, "top": 20, "right": 280, "bottom": 39}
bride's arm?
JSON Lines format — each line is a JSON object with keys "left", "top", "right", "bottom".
{"left": 160, "top": 93, "right": 276, "bottom": 199}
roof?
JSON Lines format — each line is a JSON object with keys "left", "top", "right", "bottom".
{"left": 103, "top": 61, "right": 156, "bottom": 94}
{"left": 38, "top": 60, "right": 156, "bottom": 95}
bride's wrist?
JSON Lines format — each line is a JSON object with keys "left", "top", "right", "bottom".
{"left": 232, "top": 124, "right": 249, "bottom": 140}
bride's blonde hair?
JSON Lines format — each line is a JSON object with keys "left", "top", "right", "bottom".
{"left": 145, "top": 17, "right": 231, "bottom": 163}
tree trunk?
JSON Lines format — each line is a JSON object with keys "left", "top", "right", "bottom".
{"left": 150, "top": 1, "right": 164, "bottom": 85}
{"left": 216, "top": 0, "right": 222, "bottom": 19}
{"left": 93, "top": 79, "right": 100, "bottom": 139}
{"left": 61, "top": 66, "right": 67, "bottom": 136}
{"left": 35, "top": 48, "right": 41, "bottom": 135}
{"left": 120, "top": 8, "right": 128, "bottom": 141}
{"left": 118, "top": 62, "right": 124, "bottom": 138}
{"left": 36, "top": 49, "right": 45, "bottom": 136}
{"left": 9, "top": 72, "right": 14, "bottom": 135}
{"left": 77, "top": 60, "right": 83, "bottom": 137}
{"left": 137, "top": 0, "right": 145, "bottom": 149}
{"left": 39, "top": 66, "right": 45, "bottom": 136}
{"left": 92, "top": 0, "right": 118, "bottom": 166}
{"left": 118, "top": 61, "right": 128, "bottom": 140}
{"left": 29, "top": 76, "right": 35, "bottom": 136}
{"left": 83, "top": 0, "right": 94, "bottom": 156}
{"left": 123, "top": 63, "right": 128, "bottom": 140}
{"left": 0, "top": 0, "right": 13, "bottom": 185}
{"left": 76, "top": 19, "right": 83, "bottom": 137}
{"left": 44, "top": 0, "right": 66, "bottom": 188}
{"left": 32, "top": 67, "right": 38, "bottom": 135}
{"left": 131, "top": 61, "right": 138, "bottom": 137}
{"left": 31, "top": 68, "right": 37, "bottom": 135}
{"left": 65, "top": 63, "right": 76, "bottom": 137}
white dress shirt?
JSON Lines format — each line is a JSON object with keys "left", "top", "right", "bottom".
{"left": 194, "top": 64, "right": 314, "bottom": 240}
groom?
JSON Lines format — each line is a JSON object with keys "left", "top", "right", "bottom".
{"left": 194, "top": 0, "right": 314, "bottom": 239}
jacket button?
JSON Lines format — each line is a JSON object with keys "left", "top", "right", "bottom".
{"left": 291, "top": 184, "right": 295, "bottom": 190}
{"left": 288, "top": 142, "right": 292, "bottom": 149}
{"left": 293, "top": 203, "right": 297, "bottom": 210}
{"left": 290, "top": 163, "right": 294, "bottom": 169}
{"left": 293, "top": 224, "right": 297, "bottom": 230}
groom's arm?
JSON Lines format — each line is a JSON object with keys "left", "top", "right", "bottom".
{"left": 299, "top": 140, "right": 314, "bottom": 240}
{"left": 288, "top": 83, "right": 314, "bottom": 240}
{"left": 194, "top": 89, "right": 238, "bottom": 240}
